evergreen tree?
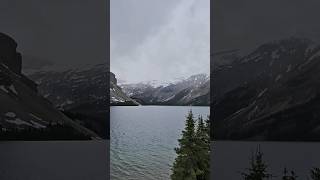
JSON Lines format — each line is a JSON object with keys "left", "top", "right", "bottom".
{"left": 194, "top": 116, "right": 210, "bottom": 180}
{"left": 311, "top": 168, "right": 320, "bottom": 180}
{"left": 282, "top": 168, "right": 297, "bottom": 180}
{"left": 204, "top": 115, "right": 210, "bottom": 141}
{"left": 241, "top": 146, "right": 272, "bottom": 180}
{"left": 205, "top": 115, "right": 211, "bottom": 179}
{"left": 171, "top": 111, "right": 210, "bottom": 180}
{"left": 171, "top": 110, "right": 198, "bottom": 180}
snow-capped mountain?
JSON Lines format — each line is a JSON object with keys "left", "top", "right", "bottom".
{"left": 213, "top": 37, "right": 320, "bottom": 140}
{"left": 121, "top": 74, "right": 210, "bottom": 106}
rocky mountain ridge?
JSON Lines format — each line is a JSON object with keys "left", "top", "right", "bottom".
{"left": 28, "top": 63, "right": 109, "bottom": 110}
{"left": 213, "top": 37, "right": 320, "bottom": 141}
{"left": 0, "top": 32, "right": 100, "bottom": 140}
{"left": 121, "top": 74, "right": 210, "bottom": 106}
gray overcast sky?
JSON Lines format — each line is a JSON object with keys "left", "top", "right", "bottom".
{"left": 111, "top": 0, "right": 210, "bottom": 84}
{"left": 213, "top": 0, "right": 320, "bottom": 53}
{"left": 0, "top": 0, "right": 107, "bottom": 69}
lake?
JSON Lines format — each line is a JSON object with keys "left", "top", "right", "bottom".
{"left": 0, "top": 141, "right": 108, "bottom": 180}
{"left": 212, "top": 141, "right": 320, "bottom": 180}
{"left": 110, "top": 106, "right": 210, "bottom": 180}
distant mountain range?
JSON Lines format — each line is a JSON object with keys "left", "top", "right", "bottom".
{"left": 0, "top": 32, "right": 101, "bottom": 140}
{"left": 120, "top": 74, "right": 210, "bottom": 106}
{"left": 21, "top": 49, "right": 210, "bottom": 107}
{"left": 31, "top": 62, "right": 210, "bottom": 107}
{"left": 213, "top": 37, "right": 320, "bottom": 141}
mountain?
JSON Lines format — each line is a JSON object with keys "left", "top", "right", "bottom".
{"left": 0, "top": 32, "right": 100, "bottom": 140}
{"left": 28, "top": 64, "right": 109, "bottom": 110}
{"left": 212, "top": 49, "right": 241, "bottom": 70}
{"left": 27, "top": 63, "right": 112, "bottom": 138}
{"left": 213, "top": 37, "right": 320, "bottom": 141}
{"left": 110, "top": 72, "right": 140, "bottom": 105}
{"left": 121, "top": 74, "right": 210, "bottom": 106}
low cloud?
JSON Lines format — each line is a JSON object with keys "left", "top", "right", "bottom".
{"left": 111, "top": 0, "right": 209, "bottom": 83}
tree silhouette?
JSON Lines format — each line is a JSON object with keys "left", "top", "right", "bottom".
{"left": 282, "top": 168, "right": 297, "bottom": 180}
{"left": 311, "top": 168, "right": 320, "bottom": 180}
{"left": 242, "top": 146, "right": 272, "bottom": 180}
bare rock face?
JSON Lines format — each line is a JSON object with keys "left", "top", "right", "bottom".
{"left": 0, "top": 33, "right": 22, "bottom": 74}
{"left": 0, "top": 32, "right": 37, "bottom": 92}
{"left": 0, "top": 32, "right": 101, "bottom": 140}
{"left": 110, "top": 72, "right": 117, "bottom": 85}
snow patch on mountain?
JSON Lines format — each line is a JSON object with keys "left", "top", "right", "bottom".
{"left": 120, "top": 73, "right": 209, "bottom": 105}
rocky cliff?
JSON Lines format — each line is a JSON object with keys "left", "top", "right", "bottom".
{"left": 0, "top": 32, "right": 101, "bottom": 140}
{"left": 110, "top": 72, "right": 140, "bottom": 105}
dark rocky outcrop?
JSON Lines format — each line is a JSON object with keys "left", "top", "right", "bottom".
{"left": 109, "top": 72, "right": 139, "bottom": 105}
{"left": 0, "top": 33, "right": 37, "bottom": 92}
{"left": 0, "top": 33, "right": 21, "bottom": 74}
{"left": 110, "top": 72, "right": 117, "bottom": 85}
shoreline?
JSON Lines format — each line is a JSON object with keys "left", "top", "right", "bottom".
{"left": 110, "top": 104, "right": 210, "bottom": 107}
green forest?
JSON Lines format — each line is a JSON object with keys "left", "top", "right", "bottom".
{"left": 171, "top": 110, "right": 210, "bottom": 180}
{"left": 171, "top": 111, "right": 320, "bottom": 180}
